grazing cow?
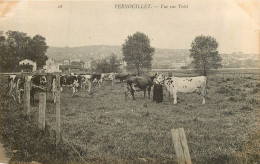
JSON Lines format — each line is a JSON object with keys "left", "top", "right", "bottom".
{"left": 80, "top": 74, "right": 92, "bottom": 92}
{"left": 154, "top": 73, "right": 207, "bottom": 105}
{"left": 101, "top": 73, "right": 116, "bottom": 85}
{"left": 29, "top": 75, "right": 47, "bottom": 104}
{"left": 126, "top": 74, "right": 157, "bottom": 100}
{"left": 91, "top": 73, "right": 102, "bottom": 88}
{"left": 60, "top": 75, "right": 79, "bottom": 93}
{"left": 8, "top": 74, "right": 28, "bottom": 103}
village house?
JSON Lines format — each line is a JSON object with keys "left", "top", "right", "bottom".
{"left": 43, "top": 58, "right": 61, "bottom": 73}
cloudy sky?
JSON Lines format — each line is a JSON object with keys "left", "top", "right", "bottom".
{"left": 0, "top": 0, "right": 259, "bottom": 54}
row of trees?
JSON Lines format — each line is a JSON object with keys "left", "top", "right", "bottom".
{"left": 0, "top": 30, "right": 222, "bottom": 76}
{"left": 122, "top": 32, "right": 222, "bottom": 76}
{"left": 0, "top": 31, "right": 49, "bottom": 72}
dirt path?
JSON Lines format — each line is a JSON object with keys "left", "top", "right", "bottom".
{"left": 0, "top": 142, "right": 9, "bottom": 164}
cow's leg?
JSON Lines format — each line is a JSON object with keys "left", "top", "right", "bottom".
{"left": 98, "top": 80, "right": 101, "bottom": 88}
{"left": 130, "top": 90, "right": 135, "bottom": 100}
{"left": 173, "top": 91, "right": 177, "bottom": 104}
{"left": 72, "top": 87, "right": 75, "bottom": 93}
{"left": 18, "top": 90, "right": 21, "bottom": 103}
{"left": 60, "top": 87, "right": 63, "bottom": 92}
{"left": 148, "top": 87, "right": 151, "bottom": 99}
{"left": 88, "top": 81, "right": 92, "bottom": 92}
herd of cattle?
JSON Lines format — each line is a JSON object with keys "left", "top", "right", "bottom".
{"left": 6, "top": 72, "right": 207, "bottom": 105}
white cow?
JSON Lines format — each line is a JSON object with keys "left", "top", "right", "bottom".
{"left": 81, "top": 75, "right": 92, "bottom": 92}
{"left": 154, "top": 73, "right": 207, "bottom": 105}
{"left": 9, "top": 75, "right": 17, "bottom": 101}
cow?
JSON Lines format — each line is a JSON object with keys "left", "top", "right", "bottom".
{"left": 8, "top": 74, "right": 48, "bottom": 104}
{"left": 8, "top": 74, "right": 28, "bottom": 103}
{"left": 29, "top": 75, "right": 47, "bottom": 104}
{"left": 8, "top": 75, "right": 19, "bottom": 101}
{"left": 79, "top": 74, "right": 92, "bottom": 92}
{"left": 101, "top": 73, "right": 116, "bottom": 85}
{"left": 91, "top": 73, "right": 102, "bottom": 88}
{"left": 60, "top": 75, "right": 79, "bottom": 93}
{"left": 154, "top": 73, "right": 207, "bottom": 105}
{"left": 125, "top": 74, "right": 157, "bottom": 100}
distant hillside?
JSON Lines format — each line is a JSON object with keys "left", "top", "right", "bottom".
{"left": 46, "top": 45, "right": 259, "bottom": 68}
{"left": 46, "top": 45, "right": 122, "bottom": 61}
{"left": 46, "top": 45, "right": 190, "bottom": 61}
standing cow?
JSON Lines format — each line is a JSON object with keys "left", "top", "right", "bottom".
{"left": 80, "top": 74, "right": 92, "bottom": 92}
{"left": 91, "top": 73, "right": 102, "bottom": 88}
{"left": 60, "top": 75, "right": 79, "bottom": 93}
{"left": 125, "top": 74, "right": 157, "bottom": 100}
{"left": 154, "top": 73, "right": 207, "bottom": 105}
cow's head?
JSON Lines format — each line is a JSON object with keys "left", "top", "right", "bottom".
{"left": 73, "top": 79, "right": 79, "bottom": 88}
{"left": 27, "top": 76, "right": 33, "bottom": 81}
{"left": 9, "top": 75, "right": 16, "bottom": 82}
{"left": 154, "top": 74, "right": 165, "bottom": 85}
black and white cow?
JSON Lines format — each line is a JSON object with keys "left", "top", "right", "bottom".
{"left": 60, "top": 75, "right": 80, "bottom": 93}
{"left": 79, "top": 74, "right": 92, "bottom": 92}
{"left": 154, "top": 73, "right": 207, "bottom": 105}
{"left": 125, "top": 74, "right": 157, "bottom": 100}
{"left": 28, "top": 75, "right": 47, "bottom": 104}
{"left": 91, "top": 73, "right": 102, "bottom": 88}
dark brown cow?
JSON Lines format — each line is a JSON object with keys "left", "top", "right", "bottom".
{"left": 126, "top": 74, "right": 157, "bottom": 100}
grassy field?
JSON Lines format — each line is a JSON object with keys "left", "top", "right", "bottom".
{"left": 0, "top": 69, "right": 259, "bottom": 163}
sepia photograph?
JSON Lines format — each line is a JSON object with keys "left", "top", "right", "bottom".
{"left": 0, "top": 0, "right": 259, "bottom": 163}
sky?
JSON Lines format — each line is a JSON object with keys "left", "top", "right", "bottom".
{"left": 0, "top": 0, "right": 259, "bottom": 54}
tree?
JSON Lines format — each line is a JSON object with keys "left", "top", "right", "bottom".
{"left": 0, "top": 31, "right": 7, "bottom": 72}
{"left": 190, "top": 35, "right": 222, "bottom": 76}
{"left": 109, "top": 53, "right": 121, "bottom": 73}
{"left": 27, "top": 35, "right": 49, "bottom": 69}
{"left": 0, "top": 31, "right": 49, "bottom": 72}
{"left": 122, "top": 32, "right": 155, "bottom": 75}
{"left": 91, "top": 54, "right": 121, "bottom": 73}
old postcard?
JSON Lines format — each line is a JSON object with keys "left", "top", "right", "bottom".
{"left": 0, "top": 0, "right": 259, "bottom": 163}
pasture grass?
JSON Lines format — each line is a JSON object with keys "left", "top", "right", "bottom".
{"left": 44, "top": 71, "right": 259, "bottom": 163}
{"left": 0, "top": 69, "right": 259, "bottom": 163}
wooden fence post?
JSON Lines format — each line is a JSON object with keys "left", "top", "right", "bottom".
{"left": 24, "top": 76, "right": 31, "bottom": 115}
{"left": 47, "top": 73, "right": 52, "bottom": 92}
{"left": 38, "top": 92, "right": 46, "bottom": 130}
{"left": 171, "top": 128, "right": 192, "bottom": 164}
{"left": 55, "top": 75, "right": 61, "bottom": 145}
